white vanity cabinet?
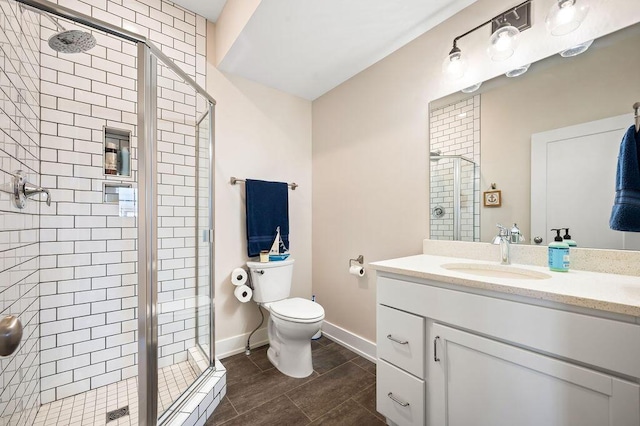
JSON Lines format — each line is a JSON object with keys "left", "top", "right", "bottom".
{"left": 376, "top": 275, "right": 640, "bottom": 426}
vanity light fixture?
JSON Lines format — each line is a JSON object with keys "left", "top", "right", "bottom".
{"left": 560, "top": 39, "right": 593, "bottom": 57}
{"left": 442, "top": 0, "right": 532, "bottom": 80}
{"left": 546, "top": 0, "right": 590, "bottom": 36}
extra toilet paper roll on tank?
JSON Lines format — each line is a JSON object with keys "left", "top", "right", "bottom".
{"left": 349, "top": 265, "right": 365, "bottom": 277}
{"left": 231, "top": 268, "right": 248, "bottom": 286}
{"left": 234, "top": 285, "right": 252, "bottom": 303}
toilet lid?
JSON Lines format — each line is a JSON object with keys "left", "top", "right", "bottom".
{"left": 269, "top": 298, "right": 325, "bottom": 322}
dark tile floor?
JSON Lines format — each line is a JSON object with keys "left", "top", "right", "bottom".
{"left": 207, "top": 336, "right": 385, "bottom": 425}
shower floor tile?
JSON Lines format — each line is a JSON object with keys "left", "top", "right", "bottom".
{"left": 34, "top": 360, "right": 198, "bottom": 426}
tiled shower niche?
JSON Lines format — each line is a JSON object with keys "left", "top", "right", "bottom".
{"left": 103, "top": 127, "right": 131, "bottom": 178}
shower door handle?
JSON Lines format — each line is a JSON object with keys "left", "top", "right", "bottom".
{"left": 0, "top": 316, "right": 23, "bottom": 357}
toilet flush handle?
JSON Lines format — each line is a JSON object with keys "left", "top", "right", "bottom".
{"left": 254, "top": 270, "right": 265, "bottom": 275}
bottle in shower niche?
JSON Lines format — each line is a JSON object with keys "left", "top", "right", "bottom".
{"left": 105, "top": 142, "right": 118, "bottom": 175}
{"left": 118, "top": 144, "right": 130, "bottom": 176}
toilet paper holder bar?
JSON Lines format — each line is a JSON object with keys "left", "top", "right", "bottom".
{"left": 349, "top": 255, "right": 364, "bottom": 267}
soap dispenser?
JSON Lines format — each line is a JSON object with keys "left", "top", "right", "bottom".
{"left": 562, "top": 228, "right": 577, "bottom": 247}
{"left": 549, "top": 229, "right": 570, "bottom": 272}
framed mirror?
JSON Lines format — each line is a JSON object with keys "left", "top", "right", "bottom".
{"left": 428, "top": 23, "right": 640, "bottom": 250}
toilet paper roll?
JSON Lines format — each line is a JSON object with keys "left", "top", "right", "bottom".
{"left": 349, "top": 265, "right": 365, "bottom": 277}
{"left": 231, "top": 268, "right": 248, "bottom": 286}
{"left": 234, "top": 285, "right": 252, "bottom": 303}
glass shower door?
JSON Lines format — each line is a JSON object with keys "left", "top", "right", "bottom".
{"left": 196, "top": 110, "right": 213, "bottom": 362}
{"left": 153, "top": 56, "right": 214, "bottom": 421}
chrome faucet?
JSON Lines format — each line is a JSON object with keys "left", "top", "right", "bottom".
{"left": 11, "top": 171, "right": 52, "bottom": 209}
{"left": 492, "top": 224, "right": 511, "bottom": 265}
{"left": 23, "top": 182, "right": 51, "bottom": 206}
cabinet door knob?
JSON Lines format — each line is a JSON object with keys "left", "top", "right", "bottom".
{"left": 386, "top": 334, "right": 408, "bottom": 345}
{"left": 434, "top": 336, "right": 440, "bottom": 362}
{"left": 387, "top": 392, "right": 410, "bottom": 407}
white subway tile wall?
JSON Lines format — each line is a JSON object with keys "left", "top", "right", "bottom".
{"left": 0, "top": 1, "right": 41, "bottom": 425}
{"left": 429, "top": 95, "right": 480, "bottom": 241}
{"left": 38, "top": 0, "right": 208, "bottom": 405}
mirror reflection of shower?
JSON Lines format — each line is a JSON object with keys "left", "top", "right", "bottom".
{"left": 429, "top": 153, "right": 478, "bottom": 241}
{"left": 20, "top": 3, "right": 97, "bottom": 53}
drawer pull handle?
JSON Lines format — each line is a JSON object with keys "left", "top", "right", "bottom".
{"left": 388, "top": 392, "right": 410, "bottom": 407}
{"left": 434, "top": 336, "right": 440, "bottom": 362}
{"left": 386, "top": 334, "right": 408, "bottom": 345}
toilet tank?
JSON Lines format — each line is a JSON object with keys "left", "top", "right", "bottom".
{"left": 246, "top": 259, "right": 295, "bottom": 303}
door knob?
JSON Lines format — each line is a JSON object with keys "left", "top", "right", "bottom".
{"left": 0, "top": 316, "right": 23, "bottom": 357}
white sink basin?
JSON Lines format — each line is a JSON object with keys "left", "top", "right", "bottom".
{"left": 441, "top": 263, "right": 552, "bottom": 280}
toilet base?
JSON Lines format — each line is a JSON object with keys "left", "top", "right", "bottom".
{"left": 267, "top": 341, "right": 314, "bottom": 378}
{"left": 266, "top": 316, "right": 319, "bottom": 378}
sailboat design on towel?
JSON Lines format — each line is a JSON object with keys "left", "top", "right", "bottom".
{"left": 269, "top": 226, "right": 290, "bottom": 261}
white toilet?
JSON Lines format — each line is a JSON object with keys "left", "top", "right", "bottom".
{"left": 247, "top": 259, "right": 324, "bottom": 378}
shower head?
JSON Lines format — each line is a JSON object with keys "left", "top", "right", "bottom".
{"left": 19, "top": 3, "right": 96, "bottom": 53}
{"left": 48, "top": 30, "right": 96, "bottom": 53}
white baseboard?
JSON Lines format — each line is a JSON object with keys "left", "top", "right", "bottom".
{"left": 215, "top": 328, "right": 268, "bottom": 359}
{"left": 321, "top": 320, "right": 377, "bottom": 363}
{"left": 214, "top": 321, "right": 377, "bottom": 363}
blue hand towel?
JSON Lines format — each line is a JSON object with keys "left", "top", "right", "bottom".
{"left": 610, "top": 125, "right": 640, "bottom": 232}
{"left": 245, "top": 179, "right": 289, "bottom": 257}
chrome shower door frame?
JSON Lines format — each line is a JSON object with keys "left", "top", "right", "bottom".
{"left": 452, "top": 157, "right": 461, "bottom": 241}
{"left": 207, "top": 103, "right": 216, "bottom": 366}
{"left": 137, "top": 43, "right": 159, "bottom": 426}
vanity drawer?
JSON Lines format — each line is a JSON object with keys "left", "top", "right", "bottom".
{"left": 377, "top": 305, "right": 424, "bottom": 378}
{"left": 377, "top": 359, "right": 425, "bottom": 426}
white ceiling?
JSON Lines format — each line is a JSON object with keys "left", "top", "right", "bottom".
{"left": 174, "top": 0, "right": 477, "bottom": 100}
{"left": 172, "top": 0, "right": 227, "bottom": 23}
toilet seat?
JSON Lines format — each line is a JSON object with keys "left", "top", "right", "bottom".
{"left": 266, "top": 297, "right": 325, "bottom": 323}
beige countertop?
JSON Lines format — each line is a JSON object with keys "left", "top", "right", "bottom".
{"left": 370, "top": 254, "right": 640, "bottom": 317}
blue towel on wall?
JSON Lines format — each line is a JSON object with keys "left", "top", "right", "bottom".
{"left": 245, "top": 179, "right": 290, "bottom": 257}
{"left": 610, "top": 125, "right": 640, "bottom": 232}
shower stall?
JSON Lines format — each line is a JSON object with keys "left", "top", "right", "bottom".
{"left": 429, "top": 153, "right": 478, "bottom": 241}
{"left": 0, "top": 0, "right": 218, "bottom": 425}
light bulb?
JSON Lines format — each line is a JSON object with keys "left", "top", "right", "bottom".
{"left": 488, "top": 22, "right": 520, "bottom": 61}
{"left": 442, "top": 48, "right": 467, "bottom": 80}
{"left": 546, "top": 0, "right": 590, "bottom": 36}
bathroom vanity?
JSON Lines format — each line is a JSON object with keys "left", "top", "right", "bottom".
{"left": 371, "top": 255, "right": 640, "bottom": 426}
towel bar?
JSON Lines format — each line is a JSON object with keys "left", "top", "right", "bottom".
{"left": 230, "top": 176, "right": 298, "bottom": 190}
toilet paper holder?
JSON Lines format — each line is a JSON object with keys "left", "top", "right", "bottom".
{"left": 349, "top": 255, "right": 364, "bottom": 267}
